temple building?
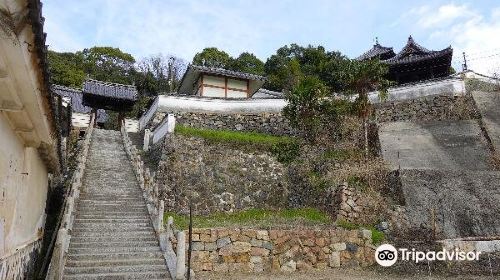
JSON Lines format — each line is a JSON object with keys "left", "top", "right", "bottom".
{"left": 53, "top": 79, "right": 138, "bottom": 130}
{"left": 178, "top": 65, "right": 271, "bottom": 98}
{"left": 358, "top": 36, "right": 453, "bottom": 84}
{"left": 53, "top": 85, "right": 107, "bottom": 129}
{"left": 82, "top": 79, "right": 137, "bottom": 112}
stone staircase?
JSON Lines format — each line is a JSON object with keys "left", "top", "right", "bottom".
{"left": 63, "top": 129, "right": 170, "bottom": 279}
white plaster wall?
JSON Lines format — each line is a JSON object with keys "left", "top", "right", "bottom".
{"left": 227, "top": 78, "right": 247, "bottom": 90}
{"left": 139, "top": 98, "right": 159, "bottom": 131}
{"left": 204, "top": 75, "right": 225, "bottom": 87}
{"left": 157, "top": 95, "right": 286, "bottom": 114}
{"left": 227, "top": 89, "right": 247, "bottom": 98}
{"left": 203, "top": 86, "right": 225, "bottom": 98}
{"left": 0, "top": 113, "right": 47, "bottom": 257}
{"left": 124, "top": 118, "right": 139, "bottom": 133}
{"left": 368, "top": 78, "right": 466, "bottom": 103}
{"left": 71, "top": 112, "right": 91, "bottom": 128}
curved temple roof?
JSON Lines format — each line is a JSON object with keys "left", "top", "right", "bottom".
{"left": 358, "top": 36, "right": 452, "bottom": 65}
{"left": 383, "top": 36, "right": 452, "bottom": 65}
{"left": 83, "top": 79, "right": 138, "bottom": 101}
{"left": 356, "top": 43, "right": 395, "bottom": 61}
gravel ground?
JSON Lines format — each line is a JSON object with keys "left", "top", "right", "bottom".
{"left": 197, "top": 268, "right": 497, "bottom": 280}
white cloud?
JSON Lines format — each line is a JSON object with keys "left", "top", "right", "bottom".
{"left": 409, "top": 3, "right": 500, "bottom": 75}
{"left": 416, "top": 4, "right": 475, "bottom": 29}
{"left": 43, "top": 0, "right": 285, "bottom": 62}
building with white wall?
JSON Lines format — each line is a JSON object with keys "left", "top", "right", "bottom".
{"left": 0, "top": 0, "right": 65, "bottom": 278}
{"left": 139, "top": 65, "right": 285, "bottom": 131}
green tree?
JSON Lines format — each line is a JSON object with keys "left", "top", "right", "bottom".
{"left": 264, "top": 44, "right": 347, "bottom": 92}
{"left": 79, "top": 46, "right": 136, "bottom": 84}
{"left": 283, "top": 76, "right": 329, "bottom": 142}
{"left": 230, "top": 52, "right": 265, "bottom": 75}
{"left": 47, "top": 50, "right": 85, "bottom": 88}
{"left": 341, "top": 59, "right": 390, "bottom": 156}
{"left": 192, "top": 47, "right": 231, "bottom": 68}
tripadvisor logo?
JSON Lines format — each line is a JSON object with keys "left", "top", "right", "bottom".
{"left": 375, "top": 244, "right": 481, "bottom": 267}
{"left": 375, "top": 244, "right": 398, "bottom": 267}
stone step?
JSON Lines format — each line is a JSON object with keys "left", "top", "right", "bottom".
{"left": 65, "top": 258, "right": 165, "bottom": 267}
{"left": 70, "top": 235, "right": 158, "bottom": 243}
{"left": 67, "top": 251, "right": 165, "bottom": 262}
{"left": 62, "top": 271, "right": 169, "bottom": 280}
{"left": 72, "top": 226, "right": 154, "bottom": 233}
{"left": 68, "top": 246, "right": 161, "bottom": 255}
{"left": 74, "top": 218, "right": 150, "bottom": 223}
{"left": 77, "top": 207, "right": 148, "bottom": 212}
{"left": 72, "top": 224, "right": 153, "bottom": 231}
{"left": 62, "top": 129, "right": 169, "bottom": 279}
{"left": 78, "top": 196, "right": 144, "bottom": 199}
{"left": 70, "top": 240, "right": 159, "bottom": 249}
{"left": 78, "top": 206, "right": 146, "bottom": 210}
{"left": 76, "top": 214, "right": 150, "bottom": 220}
{"left": 70, "top": 230, "right": 156, "bottom": 238}
{"left": 76, "top": 212, "right": 149, "bottom": 217}
{"left": 72, "top": 222, "right": 152, "bottom": 228}
{"left": 64, "top": 264, "right": 167, "bottom": 275}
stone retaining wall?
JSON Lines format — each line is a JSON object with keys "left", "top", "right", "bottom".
{"left": 173, "top": 112, "right": 294, "bottom": 136}
{"left": 375, "top": 94, "right": 478, "bottom": 123}
{"left": 0, "top": 239, "right": 41, "bottom": 280}
{"left": 183, "top": 228, "right": 374, "bottom": 273}
{"left": 157, "top": 135, "right": 288, "bottom": 215}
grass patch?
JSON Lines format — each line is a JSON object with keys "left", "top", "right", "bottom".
{"left": 164, "top": 208, "right": 331, "bottom": 230}
{"left": 175, "top": 125, "right": 300, "bottom": 163}
{"left": 336, "top": 220, "right": 385, "bottom": 245}
{"left": 322, "top": 148, "right": 363, "bottom": 161}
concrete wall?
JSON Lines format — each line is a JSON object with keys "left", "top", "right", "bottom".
{"left": 398, "top": 169, "right": 500, "bottom": 239}
{"left": 471, "top": 90, "right": 500, "bottom": 152}
{"left": 379, "top": 120, "right": 491, "bottom": 171}
{"left": 0, "top": 114, "right": 48, "bottom": 257}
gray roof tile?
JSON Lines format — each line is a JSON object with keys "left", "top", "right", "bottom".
{"left": 83, "top": 79, "right": 138, "bottom": 101}
{"left": 52, "top": 84, "right": 107, "bottom": 123}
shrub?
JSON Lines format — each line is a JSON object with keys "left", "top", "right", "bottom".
{"left": 271, "top": 141, "right": 301, "bottom": 164}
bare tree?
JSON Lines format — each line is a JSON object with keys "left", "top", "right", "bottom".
{"left": 136, "top": 54, "right": 187, "bottom": 95}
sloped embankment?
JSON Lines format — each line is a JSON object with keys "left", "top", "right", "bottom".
{"left": 379, "top": 93, "right": 500, "bottom": 239}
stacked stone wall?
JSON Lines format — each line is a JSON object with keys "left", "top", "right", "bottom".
{"left": 178, "top": 228, "right": 374, "bottom": 273}
{"left": 172, "top": 112, "right": 294, "bottom": 136}
{"left": 375, "top": 95, "right": 478, "bottom": 123}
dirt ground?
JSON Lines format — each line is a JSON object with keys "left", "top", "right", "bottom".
{"left": 197, "top": 268, "right": 497, "bottom": 280}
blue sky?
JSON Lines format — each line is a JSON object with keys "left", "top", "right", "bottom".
{"left": 44, "top": 0, "right": 500, "bottom": 74}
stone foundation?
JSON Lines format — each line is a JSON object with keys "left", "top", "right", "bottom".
{"left": 333, "top": 184, "right": 364, "bottom": 223}
{"left": 375, "top": 94, "right": 478, "bottom": 123}
{"left": 156, "top": 134, "right": 288, "bottom": 215}
{"left": 174, "top": 112, "right": 294, "bottom": 136}
{"left": 0, "top": 239, "right": 42, "bottom": 280}
{"left": 182, "top": 228, "right": 374, "bottom": 273}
